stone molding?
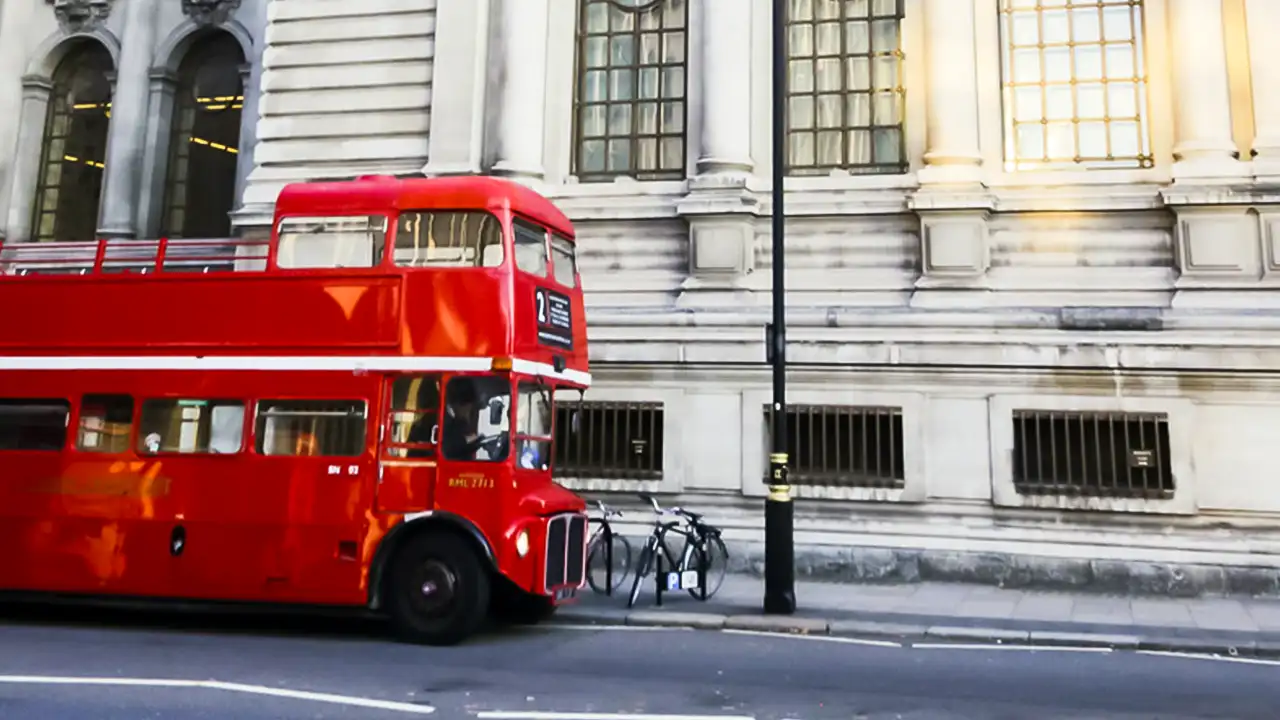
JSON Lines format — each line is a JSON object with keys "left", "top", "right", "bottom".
{"left": 182, "top": 0, "right": 241, "bottom": 26}
{"left": 46, "top": 0, "right": 112, "bottom": 33}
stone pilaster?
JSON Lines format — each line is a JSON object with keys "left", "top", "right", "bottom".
{"left": 917, "top": 0, "right": 982, "bottom": 185}
{"left": 4, "top": 77, "right": 53, "bottom": 242}
{"left": 422, "top": 0, "right": 490, "bottom": 177}
{"left": 1243, "top": 0, "right": 1280, "bottom": 181}
{"left": 96, "top": 0, "right": 159, "bottom": 238}
{"left": 490, "top": 0, "right": 549, "bottom": 181}
{"left": 695, "top": 0, "right": 752, "bottom": 176}
{"left": 1167, "top": 0, "right": 1243, "bottom": 182}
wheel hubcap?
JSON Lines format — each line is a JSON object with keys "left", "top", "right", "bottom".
{"left": 409, "top": 559, "right": 457, "bottom": 616}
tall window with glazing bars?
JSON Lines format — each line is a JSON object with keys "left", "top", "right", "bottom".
{"left": 786, "top": 0, "right": 906, "bottom": 175}
{"left": 572, "top": 0, "right": 688, "bottom": 181}
{"left": 998, "top": 0, "right": 1152, "bottom": 170}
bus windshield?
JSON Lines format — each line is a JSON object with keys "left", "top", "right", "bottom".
{"left": 440, "top": 376, "right": 553, "bottom": 470}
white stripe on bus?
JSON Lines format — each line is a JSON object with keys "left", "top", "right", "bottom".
{"left": 0, "top": 355, "right": 591, "bottom": 386}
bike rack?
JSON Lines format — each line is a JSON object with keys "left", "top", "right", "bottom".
{"left": 653, "top": 538, "right": 709, "bottom": 607}
{"left": 602, "top": 517, "right": 615, "bottom": 596}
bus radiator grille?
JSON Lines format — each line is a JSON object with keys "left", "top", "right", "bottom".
{"left": 544, "top": 513, "right": 588, "bottom": 589}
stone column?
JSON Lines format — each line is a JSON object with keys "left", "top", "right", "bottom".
{"left": 917, "top": 0, "right": 982, "bottom": 185}
{"left": 135, "top": 69, "right": 178, "bottom": 238}
{"left": 423, "top": 0, "right": 490, "bottom": 176}
{"left": 491, "top": 0, "right": 549, "bottom": 181}
{"left": 233, "top": 62, "right": 261, "bottom": 211}
{"left": 1166, "top": 0, "right": 1238, "bottom": 179}
{"left": 96, "top": 0, "right": 160, "bottom": 238}
{"left": 0, "top": 0, "right": 35, "bottom": 238}
{"left": 1244, "top": 0, "right": 1280, "bottom": 179}
{"left": 4, "top": 77, "right": 53, "bottom": 242}
{"left": 695, "top": 0, "right": 752, "bottom": 176}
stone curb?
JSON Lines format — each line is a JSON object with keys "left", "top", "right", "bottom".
{"left": 551, "top": 607, "right": 1280, "bottom": 659}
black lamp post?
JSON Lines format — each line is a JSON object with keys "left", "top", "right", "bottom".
{"left": 763, "top": 0, "right": 796, "bottom": 616}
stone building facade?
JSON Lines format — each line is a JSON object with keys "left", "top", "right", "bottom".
{"left": 3, "top": 0, "right": 1280, "bottom": 593}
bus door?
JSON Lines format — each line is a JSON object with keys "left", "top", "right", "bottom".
{"left": 376, "top": 375, "right": 441, "bottom": 513}
{"left": 434, "top": 374, "right": 511, "bottom": 532}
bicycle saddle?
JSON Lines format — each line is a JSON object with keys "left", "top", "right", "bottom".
{"left": 680, "top": 508, "right": 704, "bottom": 521}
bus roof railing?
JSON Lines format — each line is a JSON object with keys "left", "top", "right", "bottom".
{"left": 0, "top": 237, "right": 269, "bottom": 277}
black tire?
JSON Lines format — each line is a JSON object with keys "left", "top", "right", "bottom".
{"left": 490, "top": 580, "right": 558, "bottom": 626}
{"left": 684, "top": 533, "right": 729, "bottom": 600}
{"left": 586, "top": 532, "right": 633, "bottom": 595}
{"left": 384, "top": 531, "right": 490, "bottom": 646}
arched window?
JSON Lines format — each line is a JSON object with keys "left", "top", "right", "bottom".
{"left": 161, "top": 33, "right": 245, "bottom": 238}
{"left": 30, "top": 42, "right": 113, "bottom": 243}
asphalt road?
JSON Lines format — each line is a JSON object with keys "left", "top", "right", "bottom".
{"left": 0, "top": 603, "right": 1277, "bottom": 719}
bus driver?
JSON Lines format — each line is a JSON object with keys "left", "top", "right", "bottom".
{"left": 442, "top": 378, "right": 483, "bottom": 460}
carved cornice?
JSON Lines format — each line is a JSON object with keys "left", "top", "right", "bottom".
{"left": 46, "top": 0, "right": 112, "bottom": 33}
{"left": 182, "top": 0, "right": 241, "bottom": 26}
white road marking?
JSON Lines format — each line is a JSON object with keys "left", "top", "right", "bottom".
{"left": 1137, "top": 651, "right": 1280, "bottom": 667}
{"left": 476, "top": 707, "right": 752, "bottom": 712}
{"left": 721, "top": 628, "right": 902, "bottom": 648}
{"left": 910, "top": 643, "right": 1113, "bottom": 653}
{"left": 0, "top": 676, "right": 435, "bottom": 714}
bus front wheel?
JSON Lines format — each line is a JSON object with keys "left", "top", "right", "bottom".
{"left": 385, "top": 531, "right": 490, "bottom": 646}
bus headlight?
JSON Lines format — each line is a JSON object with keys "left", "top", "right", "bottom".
{"left": 515, "top": 529, "right": 530, "bottom": 558}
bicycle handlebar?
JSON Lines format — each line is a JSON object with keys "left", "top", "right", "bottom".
{"left": 594, "top": 500, "right": 623, "bottom": 519}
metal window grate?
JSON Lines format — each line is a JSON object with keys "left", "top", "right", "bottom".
{"left": 571, "top": 0, "right": 688, "bottom": 182}
{"left": 997, "top": 0, "right": 1153, "bottom": 171}
{"left": 764, "top": 404, "right": 905, "bottom": 489}
{"left": 1011, "top": 410, "right": 1173, "bottom": 499}
{"left": 553, "top": 401, "right": 664, "bottom": 481}
{"left": 786, "top": 0, "right": 907, "bottom": 175}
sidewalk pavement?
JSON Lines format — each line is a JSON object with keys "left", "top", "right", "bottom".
{"left": 555, "top": 573, "right": 1280, "bottom": 658}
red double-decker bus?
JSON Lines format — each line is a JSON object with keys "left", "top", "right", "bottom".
{"left": 0, "top": 174, "right": 591, "bottom": 645}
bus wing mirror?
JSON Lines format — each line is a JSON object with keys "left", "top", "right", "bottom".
{"left": 571, "top": 410, "right": 581, "bottom": 434}
{"left": 488, "top": 399, "right": 504, "bottom": 425}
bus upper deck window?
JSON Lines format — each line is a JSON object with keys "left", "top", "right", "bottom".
{"left": 551, "top": 234, "right": 577, "bottom": 288}
{"left": 513, "top": 219, "right": 548, "bottom": 278}
{"left": 276, "top": 215, "right": 386, "bottom": 269}
{"left": 394, "top": 211, "right": 503, "bottom": 268}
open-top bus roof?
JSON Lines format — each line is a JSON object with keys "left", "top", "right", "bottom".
{"left": 275, "top": 175, "right": 575, "bottom": 242}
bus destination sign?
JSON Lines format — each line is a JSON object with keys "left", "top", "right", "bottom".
{"left": 535, "top": 287, "right": 573, "bottom": 350}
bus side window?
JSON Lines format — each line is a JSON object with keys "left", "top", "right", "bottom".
{"left": 0, "top": 398, "right": 69, "bottom": 451}
{"left": 255, "top": 400, "right": 366, "bottom": 457}
{"left": 394, "top": 211, "right": 503, "bottom": 269}
{"left": 551, "top": 234, "right": 577, "bottom": 288}
{"left": 275, "top": 215, "right": 387, "bottom": 269}
{"left": 138, "top": 399, "right": 245, "bottom": 455}
{"left": 385, "top": 376, "right": 440, "bottom": 458}
{"left": 76, "top": 394, "right": 134, "bottom": 453}
{"left": 513, "top": 219, "right": 548, "bottom": 278}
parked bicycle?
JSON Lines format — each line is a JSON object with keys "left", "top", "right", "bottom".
{"left": 626, "top": 492, "right": 729, "bottom": 608}
{"left": 585, "top": 500, "right": 632, "bottom": 595}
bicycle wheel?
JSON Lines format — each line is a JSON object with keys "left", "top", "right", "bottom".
{"left": 685, "top": 533, "right": 729, "bottom": 600}
{"left": 586, "top": 530, "right": 632, "bottom": 594}
{"left": 627, "top": 538, "right": 655, "bottom": 609}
